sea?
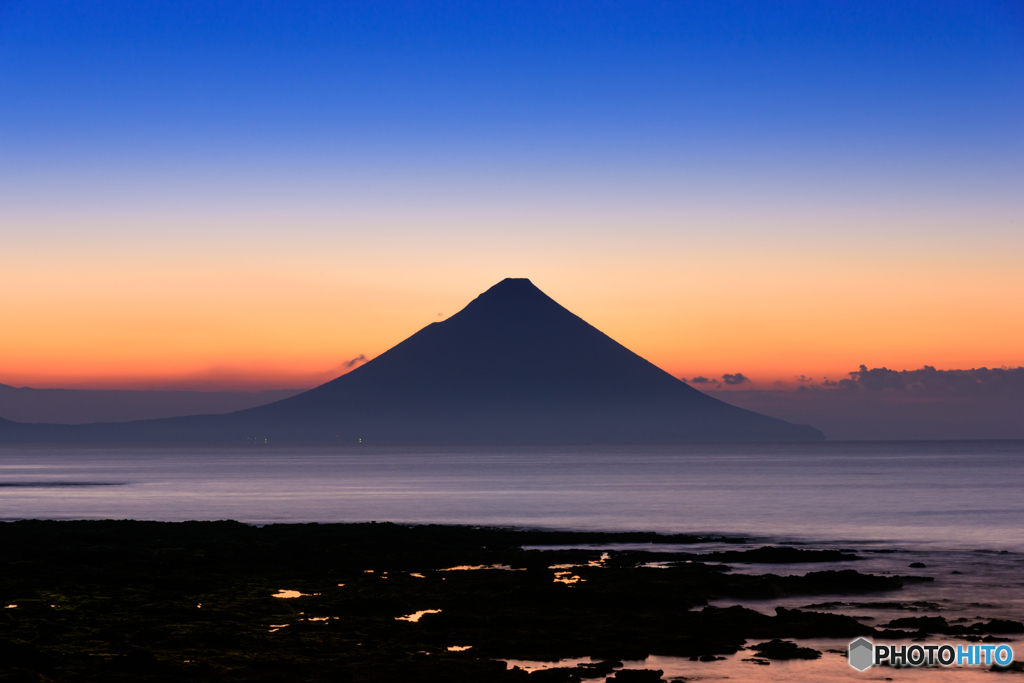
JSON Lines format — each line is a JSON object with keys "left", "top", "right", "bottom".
{"left": 2, "top": 440, "right": 1022, "bottom": 680}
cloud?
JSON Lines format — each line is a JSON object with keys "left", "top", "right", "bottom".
{"left": 340, "top": 354, "right": 367, "bottom": 370}
{"left": 741, "top": 365, "right": 1024, "bottom": 397}
{"left": 704, "top": 369, "right": 1024, "bottom": 440}
{"left": 722, "top": 373, "right": 751, "bottom": 385}
{"left": 838, "top": 365, "right": 1024, "bottom": 396}
{"left": 689, "top": 376, "right": 712, "bottom": 384}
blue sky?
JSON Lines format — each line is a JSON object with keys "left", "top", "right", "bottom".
{"left": 1, "top": 1, "right": 1022, "bottom": 389}
{"left": 4, "top": 1, "right": 1021, "bottom": 190}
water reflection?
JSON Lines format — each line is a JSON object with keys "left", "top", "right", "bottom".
{"left": 439, "top": 564, "right": 521, "bottom": 571}
{"left": 396, "top": 609, "right": 442, "bottom": 622}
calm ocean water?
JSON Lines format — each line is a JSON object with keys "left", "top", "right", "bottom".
{"left": 3, "top": 441, "right": 1022, "bottom": 679}
{"left": 1, "top": 441, "right": 1020, "bottom": 551}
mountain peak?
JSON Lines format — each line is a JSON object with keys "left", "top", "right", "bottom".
{"left": 488, "top": 277, "right": 537, "bottom": 290}
{"left": 469, "top": 277, "right": 549, "bottom": 304}
{"left": 453, "top": 278, "right": 566, "bottom": 325}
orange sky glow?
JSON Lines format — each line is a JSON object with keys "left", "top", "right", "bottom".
{"left": 3, "top": 211, "right": 1021, "bottom": 392}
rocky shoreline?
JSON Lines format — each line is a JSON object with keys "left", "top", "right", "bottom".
{"left": 1, "top": 521, "right": 1020, "bottom": 681}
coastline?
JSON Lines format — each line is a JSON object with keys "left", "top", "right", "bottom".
{"left": 2, "top": 520, "right": 1021, "bottom": 681}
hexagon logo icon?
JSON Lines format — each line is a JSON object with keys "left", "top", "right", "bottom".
{"left": 848, "top": 638, "right": 874, "bottom": 671}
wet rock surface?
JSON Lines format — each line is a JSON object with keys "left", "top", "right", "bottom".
{"left": 748, "top": 639, "right": 822, "bottom": 660}
{"left": 0, "top": 520, "right": 940, "bottom": 682}
{"left": 879, "top": 615, "right": 1024, "bottom": 637}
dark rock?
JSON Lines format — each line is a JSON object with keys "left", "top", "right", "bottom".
{"left": 772, "top": 607, "right": 874, "bottom": 638}
{"left": 612, "top": 670, "right": 665, "bottom": 681}
{"left": 530, "top": 667, "right": 583, "bottom": 682}
{"left": 577, "top": 661, "right": 621, "bottom": 676}
{"left": 0, "top": 638, "right": 52, "bottom": 671}
{"left": 111, "top": 650, "right": 161, "bottom": 674}
{"left": 908, "top": 562, "right": 926, "bottom": 568}
{"left": 976, "top": 620, "right": 1024, "bottom": 634}
{"left": 872, "top": 629, "right": 929, "bottom": 640}
{"left": 880, "top": 616, "right": 961, "bottom": 634}
{"left": 573, "top": 667, "right": 606, "bottom": 679}
{"left": 749, "top": 639, "right": 821, "bottom": 660}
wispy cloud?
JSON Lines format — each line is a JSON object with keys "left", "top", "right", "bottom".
{"left": 340, "top": 355, "right": 367, "bottom": 370}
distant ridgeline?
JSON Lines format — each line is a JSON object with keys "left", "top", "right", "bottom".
{"left": 0, "top": 279, "right": 823, "bottom": 444}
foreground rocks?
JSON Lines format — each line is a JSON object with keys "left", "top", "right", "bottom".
{"left": 0, "top": 520, "right": 934, "bottom": 682}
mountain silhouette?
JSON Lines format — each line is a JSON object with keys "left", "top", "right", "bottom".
{"left": 0, "top": 279, "right": 823, "bottom": 443}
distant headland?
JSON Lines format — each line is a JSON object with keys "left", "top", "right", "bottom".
{"left": 0, "top": 279, "right": 823, "bottom": 444}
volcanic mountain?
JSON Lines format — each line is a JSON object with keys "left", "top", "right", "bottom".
{"left": 0, "top": 279, "right": 823, "bottom": 443}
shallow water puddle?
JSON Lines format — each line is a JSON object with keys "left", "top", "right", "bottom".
{"left": 550, "top": 552, "right": 611, "bottom": 570}
{"left": 438, "top": 564, "right": 521, "bottom": 571}
{"left": 504, "top": 657, "right": 594, "bottom": 673}
{"left": 396, "top": 609, "right": 442, "bottom": 622}
{"left": 447, "top": 645, "right": 472, "bottom": 652}
{"left": 271, "top": 590, "right": 308, "bottom": 598}
{"left": 553, "top": 571, "right": 583, "bottom": 585}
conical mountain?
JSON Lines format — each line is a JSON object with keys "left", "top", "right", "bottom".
{"left": 0, "top": 279, "right": 823, "bottom": 443}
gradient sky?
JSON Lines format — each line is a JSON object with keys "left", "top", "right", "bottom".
{"left": 2, "top": 1, "right": 1022, "bottom": 390}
